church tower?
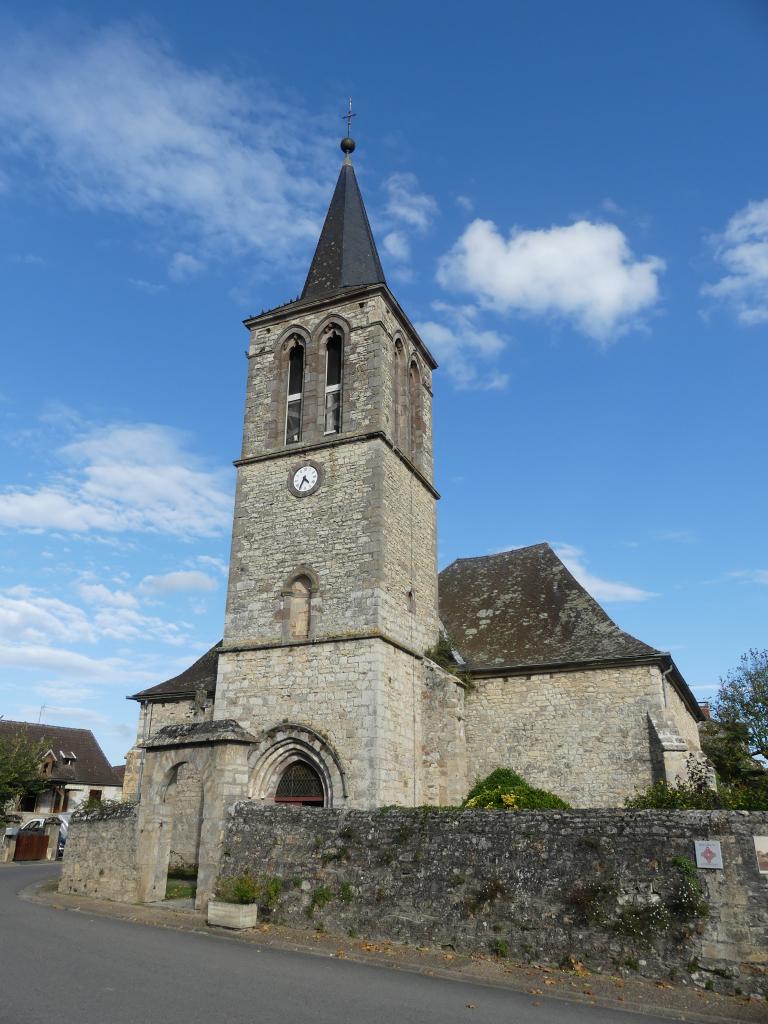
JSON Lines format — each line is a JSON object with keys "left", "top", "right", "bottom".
{"left": 214, "top": 131, "right": 462, "bottom": 808}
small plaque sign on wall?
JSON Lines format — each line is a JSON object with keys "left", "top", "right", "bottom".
{"left": 754, "top": 836, "right": 768, "bottom": 874}
{"left": 694, "top": 840, "right": 723, "bottom": 869}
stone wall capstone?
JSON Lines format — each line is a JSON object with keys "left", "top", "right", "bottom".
{"left": 219, "top": 805, "right": 768, "bottom": 997}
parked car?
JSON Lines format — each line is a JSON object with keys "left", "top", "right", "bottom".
{"left": 20, "top": 814, "right": 71, "bottom": 858}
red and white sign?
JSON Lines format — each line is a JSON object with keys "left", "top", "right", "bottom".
{"left": 694, "top": 840, "right": 723, "bottom": 869}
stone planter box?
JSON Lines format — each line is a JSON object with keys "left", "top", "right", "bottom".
{"left": 207, "top": 900, "right": 259, "bottom": 929}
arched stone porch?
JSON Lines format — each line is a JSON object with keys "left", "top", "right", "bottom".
{"left": 135, "top": 720, "right": 256, "bottom": 910}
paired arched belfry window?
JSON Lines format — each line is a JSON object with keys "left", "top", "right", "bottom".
{"left": 287, "top": 574, "right": 312, "bottom": 639}
{"left": 285, "top": 341, "right": 305, "bottom": 444}
{"left": 394, "top": 339, "right": 405, "bottom": 447}
{"left": 324, "top": 331, "right": 342, "bottom": 434}
{"left": 408, "top": 360, "right": 421, "bottom": 461}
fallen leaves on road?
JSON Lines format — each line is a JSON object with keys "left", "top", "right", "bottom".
{"left": 527, "top": 988, "right": 543, "bottom": 995}
{"left": 466, "top": 1003, "right": 476, "bottom": 1009}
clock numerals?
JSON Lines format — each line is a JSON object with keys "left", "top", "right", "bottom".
{"left": 291, "top": 465, "right": 319, "bottom": 496}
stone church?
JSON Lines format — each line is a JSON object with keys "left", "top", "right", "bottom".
{"left": 122, "top": 132, "right": 703, "bottom": 856}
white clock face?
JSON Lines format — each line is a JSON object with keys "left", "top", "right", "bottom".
{"left": 292, "top": 466, "right": 318, "bottom": 494}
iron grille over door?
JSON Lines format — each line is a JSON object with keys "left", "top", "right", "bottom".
{"left": 274, "top": 762, "right": 324, "bottom": 805}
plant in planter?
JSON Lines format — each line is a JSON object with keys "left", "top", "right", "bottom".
{"left": 208, "top": 873, "right": 260, "bottom": 929}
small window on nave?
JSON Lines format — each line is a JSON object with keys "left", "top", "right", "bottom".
{"left": 286, "top": 342, "right": 305, "bottom": 444}
{"left": 324, "top": 332, "right": 342, "bottom": 434}
{"left": 287, "top": 574, "right": 312, "bottom": 639}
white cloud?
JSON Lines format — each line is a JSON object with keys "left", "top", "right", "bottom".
{"left": 554, "top": 544, "right": 657, "bottom": 602}
{"left": 35, "top": 683, "right": 97, "bottom": 702}
{"left": 727, "top": 569, "right": 768, "bottom": 585}
{"left": 601, "top": 198, "right": 624, "bottom": 215}
{"left": 455, "top": 195, "right": 474, "bottom": 213}
{"left": 90, "top": 606, "right": 188, "bottom": 645}
{"left": 383, "top": 172, "right": 438, "bottom": 233}
{"left": 129, "top": 278, "right": 165, "bottom": 294}
{"left": 0, "top": 591, "right": 95, "bottom": 645}
{"left": 0, "top": 582, "right": 187, "bottom": 649}
{"left": 18, "top": 704, "right": 109, "bottom": 726}
{"left": 382, "top": 230, "right": 411, "bottom": 263}
{"left": 0, "top": 25, "right": 327, "bottom": 263}
{"left": 11, "top": 253, "right": 45, "bottom": 265}
{"left": 0, "top": 642, "right": 146, "bottom": 681}
{"left": 196, "top": 555, "right": 228, "bottom": 577}
{"left": 77, "top": 583, "right": 139, "bottom": 609}
{"left": 139, "top": 570, "right": 218, "bottom": 595}
{"left": 379, "top": 172, "right": 438, "bottom": 270}
{"left": 0, "top": 422, "right": 232, "bottom": 538}
{"left": 702, "top": 199, "right": 768, "bottom": 325}
{"left": 416, "top": 303, "right": 509, "bottom": 390}
{"left": 168, "top": 251, "right": 205, "bottom": 282}
{"left": 437, "top": 218, "right": 664, "bottom": 341}
{"left": 654, "top": 529, "right": 696, "bottom": 544}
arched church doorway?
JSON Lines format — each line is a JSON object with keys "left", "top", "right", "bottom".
{"left": 274, "top": 761, "right": 325, "bottom": 806}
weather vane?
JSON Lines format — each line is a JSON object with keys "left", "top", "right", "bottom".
{"left": 342, "top": 97, "right": 356, "bottom": 138}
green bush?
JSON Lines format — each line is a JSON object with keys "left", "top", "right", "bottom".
{"left": 214, "top": 873, "right": 261, "bottom": 905}
{"left": 625, "top": 778, "right": 768, "bottom": 811}
{"left": 463, "top": 767, "right": 570, "bottom": 810}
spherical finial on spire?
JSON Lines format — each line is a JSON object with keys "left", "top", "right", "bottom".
{"left": 341, "top": 98, "right": 357, "bottom": 160}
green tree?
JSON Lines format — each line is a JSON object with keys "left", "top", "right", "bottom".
{"left": 0, "top": 728, "right": 50, "bottom": 822}
{"left": 699, "top": 719, "right": 763, "bottom": 784}
{"left": 713, "top": 649, "right": 768, "bottom": 760}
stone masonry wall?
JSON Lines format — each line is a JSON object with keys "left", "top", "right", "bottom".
{"left": 421, "top": 661, "right": 468, "bottom": 806}
{"left": 242, "top": 292, "right": 434, "bottom": 479}
{"left": 220, "top": 805, "right": 768, "bottom": 997}
{"left": 225, "top": 439, "right": 386, "bottom": 646}
{"left": 59, "top": 803, "right": 139, "bottom": 903}
{"left": 168, "top": 762, "right": 204, "bottom": 868}
{"left": 216, "top": 639, "right": 454, "bottom": 808}
{"left": 225, "top": 437, "right": 437, "bottom": 653}
{"left": 123, "top": 698, "right": 213, "bottom": 800}
{"left": 464, "top": 664, "right": 681, "bottom": 807}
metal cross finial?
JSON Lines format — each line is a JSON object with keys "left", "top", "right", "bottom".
{"left": 343, "top": 97, "right": 356, "bottom": 137}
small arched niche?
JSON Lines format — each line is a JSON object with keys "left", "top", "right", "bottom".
{"left": 286, "top": 574, "right": 311, "bottom": 640}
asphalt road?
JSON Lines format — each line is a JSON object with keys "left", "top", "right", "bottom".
{"left": 1, "top": 863, "right": 675, "bottom": 1024}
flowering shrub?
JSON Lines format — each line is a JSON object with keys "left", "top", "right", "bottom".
{"left": 462, "top": 767, "right": 570, "bottom": 810}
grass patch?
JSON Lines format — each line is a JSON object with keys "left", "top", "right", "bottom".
{"left": 307, "top": 884, "right": 334, "bottom": 917}
{"left": 165, "top": 879, "right": 197, "bottom": 900}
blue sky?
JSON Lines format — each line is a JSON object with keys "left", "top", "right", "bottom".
{"left": 1, "top": 2, "right": 766, "bottom": 763}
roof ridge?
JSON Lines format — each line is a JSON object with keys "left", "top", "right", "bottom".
{"left": 0, "top": 719, "right": 95, "bottom": 734}
{"left": 447, "top": 542, "right": 552, "bottom": 567}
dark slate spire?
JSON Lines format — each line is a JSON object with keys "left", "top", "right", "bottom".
{"left": 301, "top": 135, "right": 386, "bottom": 301}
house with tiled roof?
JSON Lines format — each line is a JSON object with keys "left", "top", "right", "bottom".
{"left": 0, "top": 720, "right": 123, "bottom": 822}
